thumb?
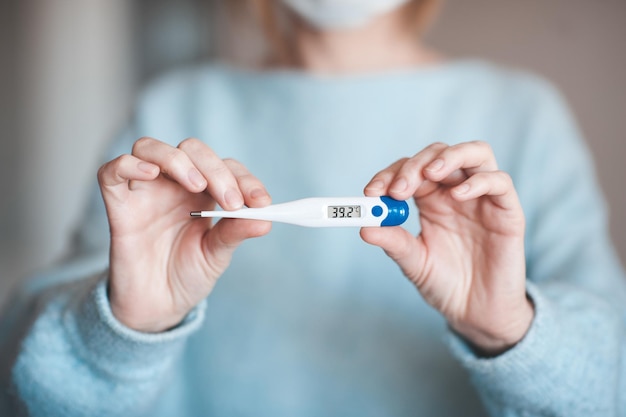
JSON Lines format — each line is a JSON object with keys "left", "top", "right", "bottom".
{"left": 202, "top": 219, "right": 272, "bottom": 273}
{"left": 360, "top": 226, "right": 425, "bottom": 285}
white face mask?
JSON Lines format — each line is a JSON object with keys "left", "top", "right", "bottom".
{"left": 281, "top": 0, "right": 412, "bottom": 30}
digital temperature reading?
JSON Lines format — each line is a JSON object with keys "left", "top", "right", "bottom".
{"left": 328, "top": 205, "right": 361, "bottom": 218}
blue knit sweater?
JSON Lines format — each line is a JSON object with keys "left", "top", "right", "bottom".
{"left": 2, "top": 61, "right": 625, "bottom": 416}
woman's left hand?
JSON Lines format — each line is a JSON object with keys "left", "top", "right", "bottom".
{"left": 362, "top": 141, "right": 534, "bottom": 355}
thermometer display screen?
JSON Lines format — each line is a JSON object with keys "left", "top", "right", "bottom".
{"left": 328, "top": 205, "right": 361, "bottom": 218}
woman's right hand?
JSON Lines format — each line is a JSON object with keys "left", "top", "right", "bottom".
{"left": 97, "top": 137, "right": 272, "bottom": 332}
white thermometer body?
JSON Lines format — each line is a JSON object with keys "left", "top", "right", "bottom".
{"left": 190, "top": 196, "right": 409, "bottom": 228}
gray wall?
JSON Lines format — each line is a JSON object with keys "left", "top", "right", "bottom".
{"left": 0, "top": 1, "right": 20, "bottom": 252}
{"left": 1, "top": 0, "right": 625, "bottom": 307}
{"left": 0, "top": 0, "right": 135, "bottom": 306}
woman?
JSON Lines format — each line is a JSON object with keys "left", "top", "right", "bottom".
{"left": 2, "top": 0, "right": 625, "bottom": 415}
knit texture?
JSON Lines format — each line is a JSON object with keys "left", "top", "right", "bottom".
{"left": 2, "top": 61, "right": 625, "bottom": 416}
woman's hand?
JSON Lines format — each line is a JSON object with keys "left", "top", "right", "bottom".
{"left": 97, "top": 137, "right": 272, "bottom": 333}
{"left": 362, "top": 141, "right": 533, "bottom": 355}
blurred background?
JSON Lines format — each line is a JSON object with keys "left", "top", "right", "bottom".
{"left": 1, "top": 0, "right": 625, "bottom": 308}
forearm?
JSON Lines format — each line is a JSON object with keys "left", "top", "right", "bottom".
{"left": 448, "top": 281, "right": 625, "bottom": 416}
{"left": 6, "top": 273, "right": 205, "bottom": 417}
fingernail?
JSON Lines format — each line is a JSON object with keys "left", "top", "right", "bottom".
{"left": 366, "top": 179, "right": 384, "bottom": 191}
{"left": 454, "top": 183, "right": 471, "bottom": 195}
{"left": 138, "top": 161, "right": 157, "bottom": 174}
{"left": 390, "top": 178, "right": 408, "bottom": 193}
{"left": 225, "top": 189, "right": 244, "bottom": 209}
{"left": 188, "top": 168, "right": 206, "bottom": 189}
{"left": 426, "top": 159, "right": 444, "bottom": 172}
{"left": 250, "top": 188, "right": 268, "bottom": 200}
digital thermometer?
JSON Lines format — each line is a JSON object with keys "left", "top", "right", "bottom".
{"left": 190, "top": 196, "right": 409, "bottom": 228}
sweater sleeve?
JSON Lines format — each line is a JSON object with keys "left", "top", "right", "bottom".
{"left": 447, "top": 76, "right": 626, "bottom": 416}
{"left": 7, "top": 273, "right": 205, "bottom": 417}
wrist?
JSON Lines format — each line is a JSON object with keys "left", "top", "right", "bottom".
{"left": 108, "top": 282, "right": 189, "bottom": 333}
{"left": 450, "top": 296, "right": 535, "bottom": 357}
{"left": 111, "top": 304, "right": 188, "bottom": 333}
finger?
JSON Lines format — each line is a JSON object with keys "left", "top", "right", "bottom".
{"left": 360, "top": 226, "right": 425, "bottom": 286}
{"left": 365, "top": 142, "right": 449, "bottom": 200}
{"left": 223, "top": 158, "right": 271, "bottom": 208}
{"left": 423, "top": 141, "right": 498, "bottom": 183}
{"left": 177, "top": 138, "right": 244, "bottom": 210}
{"left": 98, "top": 154, "right": 160, "bottom": 201}
{"left": 202, "top": 218, "right": 272, "bottom": 273}
{"left": 430, "top": 168, "right": 468, "bottom": 188}
{"left": 388, "top": 143, "right": 450, "bottom": 200}
{"left": 131, "top": 137, "right": 208, "bottom": 194}
{"left": 451, "top": 170, "right": 521, "bottom": 210}
{"left": 364, "top": 158, "right": 407, "bottom": 196}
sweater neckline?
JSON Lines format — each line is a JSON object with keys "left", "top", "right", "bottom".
{"left": 212, "top": 58, "right": 485, "bottom": 86}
